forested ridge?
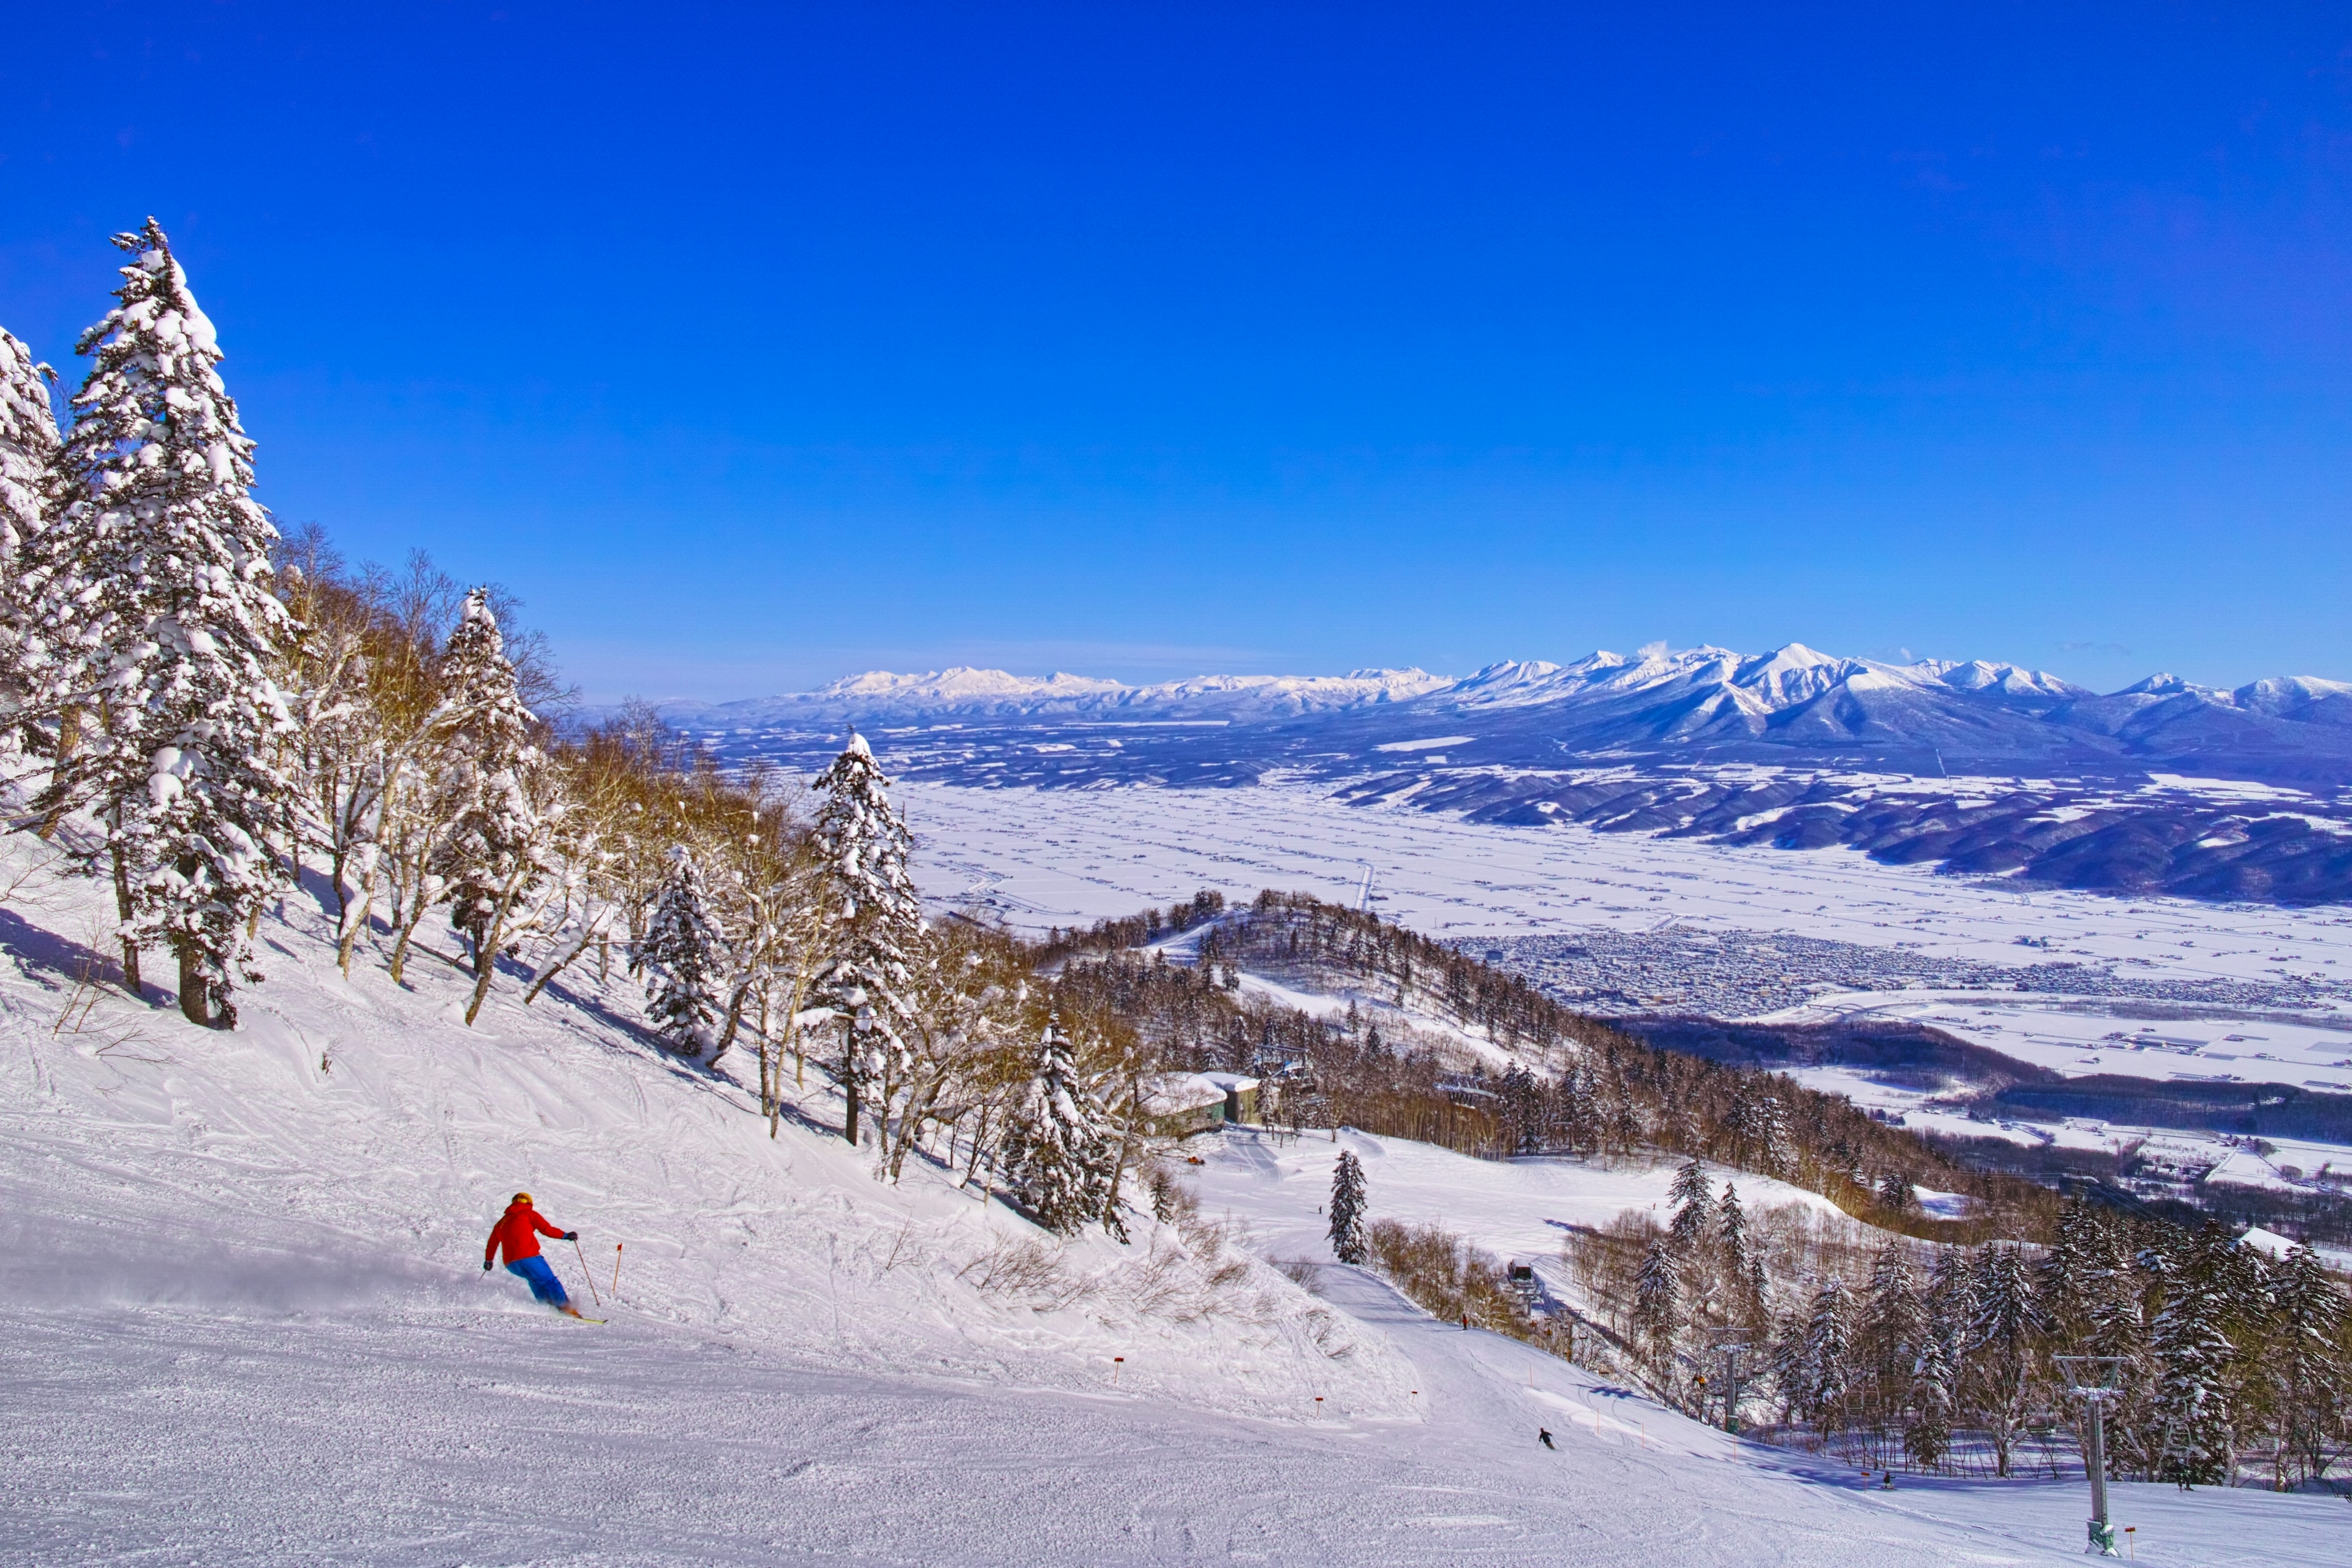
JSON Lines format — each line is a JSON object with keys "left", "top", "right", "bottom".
{"left": 1045, "top": 893, "right": 2352, "bottom": 1488}
{"left": 1052, "top": 890, "right": 2061, "bottom": 1246}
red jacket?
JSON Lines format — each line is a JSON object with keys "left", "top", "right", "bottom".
{"left": 485, "top": 1201, "right": 565, "bottom": 1266}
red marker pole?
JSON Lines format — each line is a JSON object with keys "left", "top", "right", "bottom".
{"left": 612, "top": 1242, "right": 624, "bottom": 1300}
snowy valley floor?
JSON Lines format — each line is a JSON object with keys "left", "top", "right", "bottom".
{"left": 2, "top": 842, "right": 2348, "bottom": 1565}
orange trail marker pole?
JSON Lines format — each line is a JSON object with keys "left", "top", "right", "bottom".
{"left": 1112, "top": 1356, "right": 1123, "bottom": 1387}
{"left": 612, "top": 1242, "right": 624, "bottom": 1298}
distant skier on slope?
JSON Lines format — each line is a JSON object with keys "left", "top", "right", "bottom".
{"left": 483, "top": 1192, "right": 583, "bottom": 1316}
{"left": 1539, "top": 1428, "right": 1556, "bottom": 1450}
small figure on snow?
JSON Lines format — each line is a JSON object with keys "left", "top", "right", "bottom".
{"left": 1538, "top": 1428, "right": 1556, "bottom": 1451}
{"left": 484, "top": 1191, "right": 582, "bottom": 1316}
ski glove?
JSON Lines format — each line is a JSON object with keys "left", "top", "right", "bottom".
{"left": 564, "top": 1231, "right": 579, "bottom": 1241}
{"left": 482, "top": 1260, "right": 492, "bottom": 1271}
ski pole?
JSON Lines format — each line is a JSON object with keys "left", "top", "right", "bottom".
{"left": 574, "top": 1235, "right": 604, "bottom": 1308}
{"left": 612, "top": 1242, "right": 623, "bottom": 1300}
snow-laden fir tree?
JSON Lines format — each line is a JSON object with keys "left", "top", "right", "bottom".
{"left": 2038, "top": 1200, "right": 2101, "bottom": 1343}
{"left": 1800, "top": 1274, "right": 1855, "bottom": 1433}
{"left": 427, "top": 589, "right": 555, "bottom": 1025}
{"left": 1909, "top": 1247, "right": 1976, "bottom": 1470}
{"left": 1966, "top": 1243, "right": 2049, "bottom": 1478}
{"left": 1634, "top": 1236, "right": 1681, "bottom": 1367}
{"left": 1858, "top": 1242, "right": 1924, "bottom": 1428}
{"left": 1907, "top": 1298, "right": 1958, "bottom": 1471}
{"left": 632, "top": 846, "right": 723, "bottom": 1058}
{"left": 998, "top": 1019, "right": 1123, "bottom": 1239}
{"left": 2267, "top": 1243, "right": 2347, "bottom": 1488}
{"left": 30, "top": 219, "right": 297, "bottom": 1025}
{"left": 1327, "top": 1148, "right": 1368, "bottom": 1265}
{"left": 1667, "top": 1158, "right": 1714, "bottom": 1251}
{"left": 0, "top": 326, "right": 56, "bottom": 560}
{"left": 1875, "top": 1169, "right": 1915, "bottom": 1213}
{"left": 1716, "top": 1180, "right": 1762, "bottom": 1319}
{"left": 2150, "top": 1223, "right": 2242, "bottom": 1487}
{"left": 0, "top": 325, "right": 60, "bottom": 749}
{"left": 1726, "top": 1082, "right": 1790, "bottom": 1174}
{"left": 1561, "top": 1060, "right": 1599, "bottom": 1155}
{"left": 1498, "top": 1065, "right": 1545, "bottom": 1154}
{"left": 805, "top": 733, "right": 924, "bottom": 1147}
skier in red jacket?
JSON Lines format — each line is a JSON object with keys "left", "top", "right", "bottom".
{"left": 484, "top": 1192, "right": 582, "bottom": 1316}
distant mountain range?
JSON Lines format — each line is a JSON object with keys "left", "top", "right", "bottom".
{"left": 657, "top": 643, "right": 2352, "bottom": 784}
{"left": 635, "top": 645, "right": 2352, "bottom": 905}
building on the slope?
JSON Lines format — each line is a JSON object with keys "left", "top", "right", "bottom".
{"left": 1139, "top": 1072, "right": 1235, "bottom": 1137}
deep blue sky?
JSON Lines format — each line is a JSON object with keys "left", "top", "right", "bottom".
{"left": 5, "top": 4, "right": 2350, "bottom": 699}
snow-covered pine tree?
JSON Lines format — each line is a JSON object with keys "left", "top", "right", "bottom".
{"left": 998, "top": 1019, "right": 1123, "bottom": 1239}
{"left": 2149, "top": 1222, "right": 2242, "bottom": 1488}
{"left": 2039, "top": 1199, "right": 2100, "bottom": 1346}
{"left": 1907, "top": 1311, "right": 1957, "bottom": 1471}
{"left": 1717, "top": 1181, "right": 1765, "bottom": 1322}
{"left": 2083, "top": 1218, "right": 2156, "bottom": 1474}
{"left": 805, "top": 733, "right": 925, "bottom": 1147}
{"left": 1498, "top": 1065, "right": 1545, "bottom": 1154}
{"left": 1964, "top": 1243, "right": 2049, "bottom": 1478}
{"left": 1727, "top": 1082, "right": 1790, "bottom": 1175}
{"left": 1634, "top": 1236, "right": 1682, "bottom": 1369}
{"left": 1667, "top": 1158, "right": 1715, "bottom": 1250}
{"left": 426, "top": 589, "right": 557, "bottom": 1025}
{"left": 632, "top": 846, "right": 724, "bottom": 1058}
{"left": 31, "top": 219, "right": 298, "bottom": 1025}
{"left": 1561, "top": 1060, "right": 1600, "bottom": 1155}
{"left": 0, "top": 326, "right": 56, "bottom": 558}
{"left": 1327, "top": 1148, "right": 1368, "bottom": 1264}
{"left": 2267, "top": 1244, "right": 2347, "bottom": 1488}
{"left": 0, "top": 325, "right": 59, "bottom": 753}
{"left": 1858, "top": 1242, "right": 1924, "bottom": 1432}
{"left": 1908, "top": 1247, "right": 1973, "bottom": 1471}
{"left": 1875, "top": 1169, "right": 1915, "bottom": 1213}
{"left": 1801, "top": 1274, "right": 1855, "bottom": 1435}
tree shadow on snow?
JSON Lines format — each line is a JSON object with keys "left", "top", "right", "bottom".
{"left": 0, "top": 905, "right": 134, "bottom": 994}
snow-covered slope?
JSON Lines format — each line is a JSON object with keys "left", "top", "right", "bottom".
{"left": 6, "top": 837, "right": 2345, "bottom": 1562}
{"left": 0, "top": 841, "right": 1395, "bottom": 1417}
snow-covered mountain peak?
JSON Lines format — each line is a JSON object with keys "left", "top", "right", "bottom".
{"left": 640, "top": 644, "right": 2352, "bottom": 789}
{"left": 812, "top": 666, "right": 1126, "bottom": 703}
{"left": 1928, "top": 660, "right": 2083, "bottom": 701}
{"left": 2122, "top": 673, "right": 2203, "bottom": 697}
{"left": 2225, "top": 674, "right": 2352, "bottom": 716}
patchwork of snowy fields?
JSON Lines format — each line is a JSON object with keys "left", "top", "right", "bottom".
{"left": 904, "top": 780, "right": 2352, "bottom": 1069}
{"left": 902, "top": 780, "right": 2352, "bottom": 989}
{"left": 905, "top": 777, "right": 2352, "bottom": 1196}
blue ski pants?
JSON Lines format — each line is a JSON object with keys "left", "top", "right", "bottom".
{"left": 506, "top": 1255, "right": 570, "bottom": 1308}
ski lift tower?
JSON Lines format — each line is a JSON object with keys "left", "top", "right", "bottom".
{"left": 1706, "top": 1332, "right": 1751, "bottom": 1435}
{"left": 2054, "top": 1356, "right": 2127, "bottom": 1556}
